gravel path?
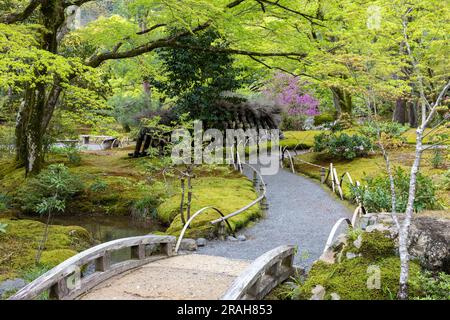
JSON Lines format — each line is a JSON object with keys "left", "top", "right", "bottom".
{"left": 198, "top": 157, "right": 352, "bottom": 268}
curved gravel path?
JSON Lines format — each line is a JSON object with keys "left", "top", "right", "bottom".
{"left": 198, "top": 157, "right": 352, "bottom": 268}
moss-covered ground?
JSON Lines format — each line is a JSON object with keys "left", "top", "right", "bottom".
{"left": 290, "top": 146, "right": 449, "bottom": 208}
{"left": 0, "top": 218, "right": 92, "bottom": 282}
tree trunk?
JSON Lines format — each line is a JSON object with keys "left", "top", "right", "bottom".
{"left": 393, "top": 98, "right": 407, "bottom": 124}
{"left": 331, "top": 87, "right": 352, "bottom": 115}
{"left": 14, "top": 0, "right": 65, "bottom": 175}
{"left": 397, "top": 128, "right": 424, "bottom": 300}
{"left": 407, "top": 101, "right": 418, "bottom": 127}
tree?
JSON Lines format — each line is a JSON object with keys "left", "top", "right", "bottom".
{"left": 155, "top": 28, "right": 246, "bottom": 122}
{"left": 0, "top": 0, "right": 313, "bottom": 175}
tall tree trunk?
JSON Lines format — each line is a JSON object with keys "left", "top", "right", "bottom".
{"left": 331, "top": 87, "right": 352, "bottom": 115}
{"left": 14, "top": 0, "right": 65, "bottom": 175}
{"left": 393, "top": 98, "right": 407, "bottom": 124}
{"left": 407, "top": 101, "right": 418, "bottom": 127}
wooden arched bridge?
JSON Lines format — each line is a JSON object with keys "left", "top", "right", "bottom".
{"left": 10, "top": 235, "right": 296, "bottom": 300}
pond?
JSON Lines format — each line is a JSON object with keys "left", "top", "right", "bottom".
{"left": 28, "top": 214, "right": 165, "bottom": 243}
{"left": 26, "top": 214, "right": 166, "bottom": 266}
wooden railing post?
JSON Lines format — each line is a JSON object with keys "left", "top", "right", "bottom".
{"left": 95, "top": 251, "right": 111, "bottom": 272}
{"left": 260, "top": 183, "right": 268, "bottom": 214}
{"left": 320, "top": 167, "right": 326, "bottom": 184}
{"left": 131, "top": 243, "right": 146, "bottom": 260}
{"left": 252, "top": 170, "right": 258, "bottom": 187}
{"left": 161, "top": 242, "right": 173, "bottom": 256}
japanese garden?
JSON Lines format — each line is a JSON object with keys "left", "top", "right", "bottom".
{"left": 0, "top": 0, "right": 449, "bottom": 302}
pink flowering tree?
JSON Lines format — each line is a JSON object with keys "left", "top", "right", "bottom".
{"left": 263, "top": 72, "right": 320, "bottom": 130}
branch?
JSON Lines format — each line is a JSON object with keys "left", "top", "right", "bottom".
{"left": 226, "top": 0, "right": 247, "bottom": 8}
{"left": 258, "top": 0, "right": 324, "bottom": 25}
{"left": 136, "top": 23, "right": 168, "bottom": 35}
{"left": 0, "top": 0, "right": 41, "bottom": 24}
{"left": 166, "top": 43, "right": 307, "bottom": 59}
{"left": 85, "top": 22, "right": 212, "bottom": 67}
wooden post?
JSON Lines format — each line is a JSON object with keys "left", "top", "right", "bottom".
{"left": 95, "top": 251, "right": 111, "bottom": 272}
{"left": 320, "top": 167, "right": 326, "bottom": 184}
{"left": 131, "top": 243, "right": 146, "bottom": 260}
{"left": 252, "top": 170, "right": 258, "bottom": 187}
{"left": 161, "top": 242, "right": 173, "bottom": 256}
{"left": 218, "top": 221, "right": 226, "bottom": 241}
{"left": 49, "top": 278, "right": 69, "bottom": 300}
{"left": 260, "top": 183, "right": 268, "bottom": 214}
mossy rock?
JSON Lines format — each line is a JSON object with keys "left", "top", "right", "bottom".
{"left": 297, "top": 257, "right": 422, "bottom": 300}
{"left": 359, "top": 231, "right": 396, "bottom": 260}
{"left": 314, "top": 113, "right": 335, "bottom": 126}
{"left": 0, "top": 218, "right": 92, "bottom": 282}
{"left": 39, "top": 249, "right": 78, "bottom": 268}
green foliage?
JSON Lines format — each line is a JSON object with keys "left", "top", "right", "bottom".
{"left": 350, "top": 167, "right": 439, "bottom": 213}
{"left": 280, "top": 113, "right": 306, "bottom": 131}
{"left": 314, "top": 113, "right": 335, "bottom": 126}
{"left": 442, "top": 169, "right": 450, "bottom": 191}
{"left": 89, "top": 178, "right": 108, "bottom": 193}
{"left": 313, "top": 132, "right": 373, "bottom": 160}
{"left": 330, "top": 113, "right": 354, "bottom": 132}
{"left": 412, "top": 272, "right": 450, "bottom": 300}
{"left": 16, "top": 164, "right": 84, "bottom": 214}
{"left": 155, "top": 28, "right": 247, "bottom": 122}
{"left": 359, "top": 121, "right": 409, "bottom": 149}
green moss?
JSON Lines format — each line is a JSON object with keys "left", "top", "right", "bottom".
{"left": 297, "top": 257, "right": 422, "bottom": 300}
{"left": 358, "top": 231, "right": 395, "bottom": 260}
{"left": 0, "top": 218, "right": 91, "bottom": 281}
{"left": 159, "top": 176, "right": 261, "bottom": 238}
{"left": 40, "top": 249, "right": 78, "bottom": 268}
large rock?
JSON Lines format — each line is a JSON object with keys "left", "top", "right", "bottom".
{"left": 407, "top": 216, "right": 450, "bottom": 273}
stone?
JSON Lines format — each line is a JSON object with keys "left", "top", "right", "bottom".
{"left": 227, "top": 236, "right": 238, "bottom": 242}
{"left": 407, "top": 216, "right": 450, "bottom": 273}
{"left": 0, "top": 278, "right": 26, "bottom": 297}
{"left": 346, "top": 252, "right": 358, "bottom": 260}
{"left": 330, "top": 292, "right": 341, "bottom": 300}
{"left": 353, "top": 235, "right": 362, "bottom": 249}
{"left": 366, "top": 223, "right": 390, "bottom": 233}
{"left": 310, "top": 285, "right": 326, "bottom": 300}
{"left": 180, "top": 238, "right": 197, "bottom": 251}
{"left": 319, "top": 248, "right": 336, "bottom": 264}
{"left": 237, "top": 235, "right": 247, "bottom": 241}
{"left": 196, "top": 238, "right": 207, "bottom": 247}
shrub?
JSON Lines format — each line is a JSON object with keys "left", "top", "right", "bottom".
{"left": 350, "top": 167, "right": 439, "bottom": 213}
{"left": 313, "top": 132, "right": 373, "bottom": 160}
{"left": 314, "top": 113, "right": 335, "bottom": 126}
{"left": 16, "top": 164, "right": 84, "bottom": 213}
{"left": 280, "top": 112, "right": 307, "bottom": 131}
{"left": 359, "top": 121, "right": 408, "bottom": 149}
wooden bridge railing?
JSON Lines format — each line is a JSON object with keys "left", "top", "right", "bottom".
{"left": 221, "top": 245, "right": 296, "bottom": 300}
{"left": 10, "top": 235, "right": 176, "bottom": 300}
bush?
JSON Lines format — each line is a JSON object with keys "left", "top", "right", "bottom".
{"left": 313, "top": 132, "right": 373, "bottom": 160}
{"left": 280, "top": 112, "right": 307, "bottom": 131}
{"left": 314, "top": 113, "right": 335, "bottom": 126}
{"left": 350, "top": 167, "right": 439, "bottom": 213}
{"left": 359, "top": 121, "right": 408, "bottom": 149}
{"left": 16, "top": 164, "right": 84, "bottom": 213}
